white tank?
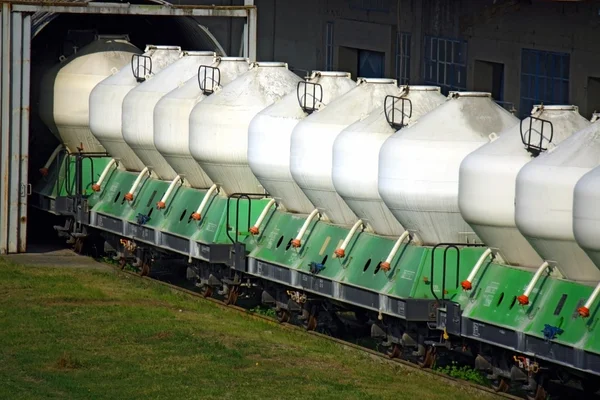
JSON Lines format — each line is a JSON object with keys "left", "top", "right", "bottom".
{"left": 378, "top": 92, "right": 518, "bottom": 245}
{"left": 574, "top": 164, "right": 600, "bottom": 272}
{"left": 516, "top": 120, "right": 600, "bottom": 283}
{"left": 290, "top": 78, "right": 402, "bottom": 226}
{"left": 154, "top": 57, "right": 251, "bottom": 188}
{"left": 189, "top": 62, "right": 301, "bottom": 195}
{"left": 89, "top": 45, "right": 182, "bottom": 171}
{"left": 460, "top": 105, "right": 590, "bottom": 268}
{"left": 247, "top": 71, "right": 356, "bottom": 213}
{"left": 39, "top": 35, "right": 140, "bottom": 153}
{"left": 332, "top": 86, "right": 446, "bottom": 236}
{"left": 122, "top": 51, "right": 216, "bottom": 180}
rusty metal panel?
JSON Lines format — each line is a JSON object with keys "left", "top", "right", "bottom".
{"left": 19, "top": 14, "right": 31, "bottom": 252}
{"left": 0, "top": 6, "right": 29, "bottom": 254}
{"left": 9, "top": 11, "right": 22, "bottom": 253}
{"left": 1, "top": 3, "right": 11, "bottom": 254}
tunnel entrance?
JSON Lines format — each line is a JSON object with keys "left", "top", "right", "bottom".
{"left": 0, "top": 1, "right": 257, "bottom": 253}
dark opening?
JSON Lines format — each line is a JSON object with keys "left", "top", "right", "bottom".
{"left": 474, "top": 60, "right": 505, "bottom": 102}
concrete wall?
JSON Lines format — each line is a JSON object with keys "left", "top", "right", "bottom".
{"left": 232, "top": 0, "right": 600, "bottom": 118}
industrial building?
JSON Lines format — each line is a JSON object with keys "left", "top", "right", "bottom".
{"left": 1, "top": 0, "right": 599, "bottom": 249}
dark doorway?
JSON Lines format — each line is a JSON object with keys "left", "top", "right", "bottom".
{"left": 474, "top": 60, "right": 505, "bottom": 101}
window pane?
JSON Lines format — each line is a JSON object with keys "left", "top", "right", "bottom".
{"left": 561, "top": 55, "right": 570, "bottom": 79}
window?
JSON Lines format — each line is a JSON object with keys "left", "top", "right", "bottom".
{"left": 423, "top": 36, "right": 467, "bottom": 95}
{"left": 325, "top": 22, "right": 334, "bottom": 71}
{"left": 395, "top": 32, "right": 411, "bottom": 85}
{"left": 520, "top": 48, "right": 570, "bottom": 117}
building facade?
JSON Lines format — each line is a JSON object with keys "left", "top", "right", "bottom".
{"left": 248, "top": 0, "right": 600, "bottom": 118}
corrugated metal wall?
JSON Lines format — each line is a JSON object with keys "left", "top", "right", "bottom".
{"left": 0, "top": 4, "right": 31, "bottom": 254}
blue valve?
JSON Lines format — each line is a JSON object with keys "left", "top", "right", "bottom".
{"left": 136, "top": 213, "right": 150, "bottom": 225}
{"left": 542, "top": 324, "right": 564, "bottom": 341}
{"left": 309, "top": 261, "right": 325, "bottom": 275}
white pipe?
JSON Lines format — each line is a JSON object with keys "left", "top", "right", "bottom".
{"left": 291, "top": 209, "right": 320, "bottom": 248}
{"left": 39, "top": 144, "right": 64, "bottom": 175}
{"left": 461, "top": 248, "right": 493, "bottom": 290}
{"left": 191, "top": 183, "right": 218, "bottom": 221}
{"left": 124, "top": 167, "right": 150, "bottom": 201}
{"left": 578, "top": 282, "right": 600, "bottom": 318}
{"left": 518, "top": 261, "right": 550, "bottom": 305}
{"left": 335, "top": 219, "right": 364, "bottom": 258}
{"left": 157, "top": 175, "right": 182, "bottom": 209}
{"left": 249, "top": 198, "right": 276, "bottom": 235}
{"left": 92, "top": 158, "right": 117, "bottom": 192}
{"left": 380, "top": 230, "right": 411, "bottom": 271}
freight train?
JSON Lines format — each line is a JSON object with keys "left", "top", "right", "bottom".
{"left": 32, "top": 35, "right": 600, "bottom": 400}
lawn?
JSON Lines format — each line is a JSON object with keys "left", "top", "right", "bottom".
{"left": 0, "top": 258, "right": 499, "bottom": 400}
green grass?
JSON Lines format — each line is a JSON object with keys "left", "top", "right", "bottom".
{"left": 0, "top": 258, "right": 500, "bottom": 400}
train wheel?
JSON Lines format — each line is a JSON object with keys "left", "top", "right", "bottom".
{"left": 140, "top": 261, "right": 151, "bottom": 277}
{"left": 387, "top": 344, "right": 402, "bottom": 359}
{"left": 200, "top": 285, "right": 213, "bottom": 298}
{"left": 276, "top": 309, "right": 290, "bottom": 323}
{"left": 224, "top": 286, "right": 239, "bottom": 305}
{"left": 492, "top": 378, "right": 510, "bottom": 393}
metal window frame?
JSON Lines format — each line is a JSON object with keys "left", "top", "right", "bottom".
{"left": 395, "top": 31, "right": 411, "bottom": 85}
{"left": 519, "top": 47, "right": 570, "bottom": 117}
{"left": 422, "top": 35, "right": 467, "bottom": 94}
{"left": 0, "top": 0, "right": 258, "bottom": 254}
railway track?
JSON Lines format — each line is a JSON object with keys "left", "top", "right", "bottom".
{"left": 110, "top": 261, "right": 525, "bottom": 400}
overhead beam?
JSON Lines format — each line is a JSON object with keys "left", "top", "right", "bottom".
{"left": 9, "top": 2, "right": 253, "bottom": 18}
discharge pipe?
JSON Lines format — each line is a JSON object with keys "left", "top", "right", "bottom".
{"left": 335, "top": 219, "right": 364, "bottom": 258}
{"left": 380, "top": 230, "right": 411, "bottom": 272}
{"left": 578, "top": 282, "right": 600, "bottom": 318}
{"left": 124, "top": 166, "right": 150, "bottom": 202}
{"left": 92, "top": 158, "right": 117, "bottom": 192}
{"left": 191, "top": 183, "right": 219, "bottom": 221}
{"left": 518, "top": 261, "right": 550, "bottom": 306}
{"left": 249, "top": 198, "right": 277, "bottom": 235}
{"left": 157, "top": 175, "right": 182, "bottom": 209}
{"left": 461, "top": 248, "right": 493, "bottom": 290}
{"left": 39, "top": 144, "right": 65, "bottom": 176}
{"left": 291, "top": 209, "right": 320, "bottom": 248}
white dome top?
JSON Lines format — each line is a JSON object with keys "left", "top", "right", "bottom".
{"left": 39, "top": 36, "right": 140, "bottom": 153}
{"left": 378, "top": 92, "right": 519, "bottom": 245}
{"left": 154, "top": 57, "right": 251, "bottom": 188}
{"left": 517, "top": 120, "right": 600, "bottom": 283}
{"left": 122, "top": 51, "right": 216, "bottom": 179}
{"left": 575, "top": 161, "right": 600, "bottom": 273}
{"left": 89, "top": 45, "right": 182, "bottom": 171}
{"left": 189, "top": 62, "right": 301, "bottom": 195}
{"left": 459, "top": 105, "right": 589, "bottom": 267}
{"left": 290, "top": 78, "right": 402, "bottom": 225}
{"left": 332, "top": 85, "right": 446, "bottom": 236}
{"left": 247, "top": 71, "right": 355, "bottom": 213}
